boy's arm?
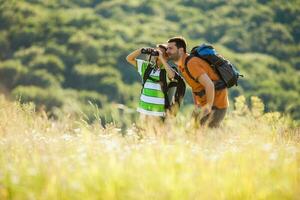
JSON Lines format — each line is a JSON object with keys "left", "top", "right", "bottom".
{"left": 157, "top": 50, "right": 175, "bottom": 80}
{"left": 126, "top": 48, "right": 142, "bottom": 66}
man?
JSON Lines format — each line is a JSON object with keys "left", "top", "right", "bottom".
{"left": 126, "top": 44, "right": 178, "bottom": 118}
{"left": 166, "top": 36, "right": 228, "bottom": 128}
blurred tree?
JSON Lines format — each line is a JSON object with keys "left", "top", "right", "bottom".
{"left": 18, "top": 70, "right": 60, "bottom": 88}
{"left": 29, "top": 55, "right": 65, "bottom": 76}
{"left": 12, "top": 86, "right": 64, "bottom": 110}
{"left": 0, "top": 0, "right": 299, "bottom": 121}
{"left": 0, "top": 60, "right": 27, "bottom": 90}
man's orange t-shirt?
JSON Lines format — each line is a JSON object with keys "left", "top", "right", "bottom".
{"left": 178, "top": 54, "right": 229, "bottom": 109}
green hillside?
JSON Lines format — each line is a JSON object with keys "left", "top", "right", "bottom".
{"left": 0, "top": 0, "right": 299, "bottom": 123}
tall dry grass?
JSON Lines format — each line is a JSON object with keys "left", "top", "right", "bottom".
{"left": 0, "top": 95, "right": 299, "bottom": 200}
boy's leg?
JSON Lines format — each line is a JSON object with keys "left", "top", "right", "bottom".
{"left": 136, "top": 114, "right": 164, "bottom": 137}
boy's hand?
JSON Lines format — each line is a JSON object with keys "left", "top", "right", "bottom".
{"left": 157, "top": 49, "right": 166, "bottom": 62}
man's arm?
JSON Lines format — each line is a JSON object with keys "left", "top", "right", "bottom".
{"left": 197, "top": 73, "right": 214, "bottom": 115}
{"left": 126, "top": 48, "right": 142, "bottom": 66}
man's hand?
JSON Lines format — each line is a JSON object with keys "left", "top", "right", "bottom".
{"left": 201, "top": 103, "right": 212, "bottom": 117}
{"left": 192, "top": 103, "right": 212, "bottom": 123}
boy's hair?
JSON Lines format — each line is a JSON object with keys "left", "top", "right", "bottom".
{"left": 167, "top": 36, "right": 187, "bottom": 53}
{"left": 156, "top": 44, "right": 167, "bottom": 51}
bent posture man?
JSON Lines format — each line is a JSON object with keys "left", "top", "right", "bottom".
{"left": 166, "top": 37, "right": 228, "bottom": 127}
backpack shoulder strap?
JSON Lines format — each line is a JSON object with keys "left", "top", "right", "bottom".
{"left": 173, "top": 77, "right": 186, "bottom": 107}
{"left": 159, "top": 69, "right": 170, "bottom": 109}
{"left": 184, "top": 56, "right": 199, "bottom": 83}
{"left": 142, "top": 63, "right": 153, "bottom": 88}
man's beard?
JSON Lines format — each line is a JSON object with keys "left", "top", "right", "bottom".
{"left": 169, "top": 53, "right": 180, "bottom": 62}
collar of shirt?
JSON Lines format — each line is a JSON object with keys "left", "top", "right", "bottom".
{"left": 178, "top": 53, "right": 189, "bottom": 71}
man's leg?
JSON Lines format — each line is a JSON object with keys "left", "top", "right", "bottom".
{"left": 199, "top": 107, "right": 227, "bottom": 128}
{"left": 199, "top": 113, "right": 210, "bottom": 126}
{"left": 207, "top": 108, "right": 227, "bottom": 128}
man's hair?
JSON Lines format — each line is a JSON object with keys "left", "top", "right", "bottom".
{"left": 167, "top": 36, "right": 187, "bottom": 53}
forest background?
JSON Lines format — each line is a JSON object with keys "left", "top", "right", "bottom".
{"left": 0, "top": 0, "right": 299, "bottom": 127}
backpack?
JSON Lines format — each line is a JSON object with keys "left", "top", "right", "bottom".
{"left": 142, "top": 63, "right": 186, "bottom": 113}
{"left": 184, "top": 44, "right": 243, "bottom": 97}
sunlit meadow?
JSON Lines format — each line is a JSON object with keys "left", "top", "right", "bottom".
{"left": 0, "top": 95, "right": 299, "bottom": 200}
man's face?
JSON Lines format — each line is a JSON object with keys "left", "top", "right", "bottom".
{"left": 167, "top": 42, "right": 180, "bottom": 62}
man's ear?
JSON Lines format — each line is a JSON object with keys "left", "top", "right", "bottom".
{"left": 179, "top": 47, "right": 185, "bottom": 55}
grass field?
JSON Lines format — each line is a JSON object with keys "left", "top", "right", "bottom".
{"left": 0, "top": 96, "right": 299, "bottom": 200}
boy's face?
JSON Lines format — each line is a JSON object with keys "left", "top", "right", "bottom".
{"left": 150, "top": 47, "right": 167, "bottom": 62}
{"left": 158, "top": 47, "right": 168, "bottom": 59}
{"left": 151, "top": 47, "right": 167, "bottom": 67}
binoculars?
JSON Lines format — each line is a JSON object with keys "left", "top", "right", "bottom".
{"left": 141, "top": 48, "right": 159, "bottom": 56}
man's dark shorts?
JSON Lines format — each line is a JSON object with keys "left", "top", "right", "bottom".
{"left": 199, "top": 107, "right": 227, "bottom": 128}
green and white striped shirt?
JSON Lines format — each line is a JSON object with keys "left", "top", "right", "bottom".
{"left": 136, "top": 59, "right": 166, "bottom": 117}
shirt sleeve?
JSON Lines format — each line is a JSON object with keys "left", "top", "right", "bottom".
{"left": 136, "top": 59, "right": 144, "bottom": 75}
{"left": 136, "top": 59, "right": 151, "bottom": 77}
{"left": 187, "top": 57, "right": 206, "bottom": 81}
